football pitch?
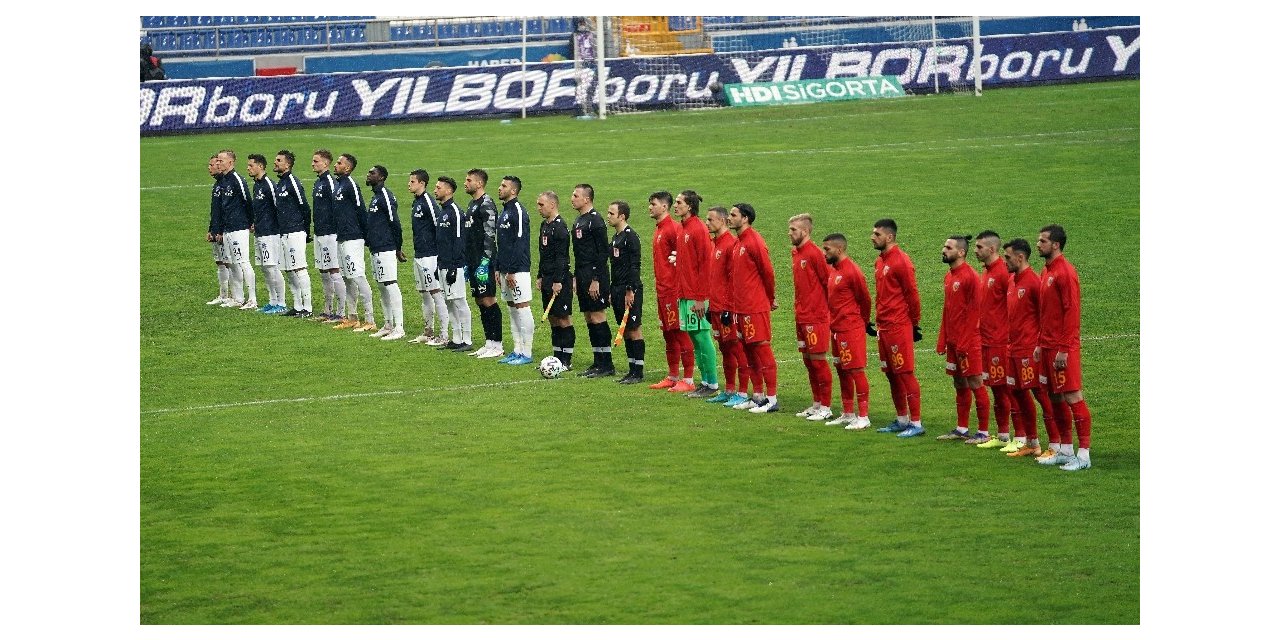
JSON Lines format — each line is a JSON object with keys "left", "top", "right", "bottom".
{"left": 140, "top": 79, "right": 1140, "bottom": 624}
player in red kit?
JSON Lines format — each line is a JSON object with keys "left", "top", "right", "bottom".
{"left": 934, "top": 235, "right": 992, "bottom": 444}
{"left": 648, "top": 191, "right": 696, "bottom": 391}
{"left": 973, "top": 230, "right": 1017, "bottom": 451}
{"left": 674, "top": 190, "right": 720, "bottom": 398}
{"left": 871, "top": 219, "right": 926, "bottom": 437}
{"left": 1035, "top": 224, "right": 1093, "bottom": 471}
{"left": 1002, "top": 238, "right": 1057, "bottom": 458}
{"left": 788, "top": 213, "right": 834, "bottom": 422}
{"left": 728, "top": 203, "right": 780, "bottom": 414}
{"left": 820, "top": 233, "right": 874, "bottom": 430}
{"left": 706, "top": 206, "right": 751, "bottom": 407}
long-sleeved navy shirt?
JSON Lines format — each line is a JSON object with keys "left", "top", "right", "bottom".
{"left": 251, "top": 175, "right": 280, "bottom": 237}
{"left": 332, "top": 174, "right": 366, "bottom": 242}
{"left": 495, "top": 197, "right": 530, "bottom": 273}
{"left": 411, "top": 193, "right": 440, "bottom": 259}
{"left": 312, "top": 171, "right": 338, "bottom": 237}
{"left": 364, "top": 183, "right": 401, "bottom": 253}
{"left": 435, "top": 198, "right": 466, "bottom": 270}
{"left": 274, "top": 171, "right": 311, "bottom": 236}
{"left": 218, "top": 170, "right": 252, "bottom": 233}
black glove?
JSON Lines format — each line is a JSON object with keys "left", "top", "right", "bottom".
{"left": 720, "top": 311, "right": 732, "bottom": 326}
{"left": 912, "top": 325, "right": 923, "bottom": 342}
{"left": 865, "top": 322, "right": 877, "bottom": 337}
{"left": 446, "top": 268, "right": 457, "bottom": 285}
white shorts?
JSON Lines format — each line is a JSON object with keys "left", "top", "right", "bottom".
{"left": 211, "top": 238, "right": 227, "bottom": 263}
{"left": 501, "top": 271, "right": 533, "bottom": 304}
{"left": 315, "top": 234, "right": 338, "bottom": 271}
{"left": 255, "top": 234, "right": 280, "bottom": 267}
{"left": 438, "top": 266, "right": 467, "bottom": 301}
{"left": 222, "top": 229, "right": 252, "bottom": 265}
{"left": 339, "top": 239, "right": 366, "bottom": 278}
{"left": 413, "top": 256, "right": 439, "bottom": 291}
{"left": 281, "top": 231, "right": 307, "bottom": 270}
{"left": 371, "top": 250, "right": 399, "bottom": 283}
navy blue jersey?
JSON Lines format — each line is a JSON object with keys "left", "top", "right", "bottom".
{"left": 537, "top": 215, "right": 571, "bottom": 285}
{"left": 208, "top": 174, "right": 222, "bottom": 235}
{"left": 364, "top": 184, "right": 401, "bottom": 253}
{"left": 274, "top": 171, "right": 311, "bottom": 236}
{"left": 218, "top": 170, "right": 252, "bottom": 233}
{"left": 495, "top": 198, "right": 531, "bottom": 273}
{"left": 435, "top": 198, "right": 466, "bottom": 270}
{"left": 311, "top": 171, "right": 338, "bottom": 237}
{"left": 571, "top": 209, "right": 609, "bottom": 287}
{"left": 464, "top": 193, "right": 498, "bottom": 270}
{"left": 251, "top": 176, "right": 280, "bottom": 237}
{"left": 610, "top": 225, "right": 643, "bottom": 291}
{"left": 332, "top": 174, "right": 366, "bottom": 242}
{"left": 411, "top": 193, "right": 440, "bottom": 259}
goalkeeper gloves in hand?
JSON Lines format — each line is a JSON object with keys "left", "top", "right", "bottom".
{"left": 912, "top": 325, "right": 923, "bottom": 342}
{"left": 476, "top": 258, "right": 490, "bottom": 283}
{"left": 866, "top": 322, "right": 877, "bottom": 337}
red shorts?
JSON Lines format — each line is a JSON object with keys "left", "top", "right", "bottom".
{"left": 710, "top": 308, "right": 737, "bottom": 342}
{"left": 982, "top": 345, "right": 1010, "bottom": 387}
{"left": 796, "top": 322, "right": 830, "bottom": 355}
{"left": 831, "top": 328, "right": 867, "bottom": 370}
{"left": 736, "top": 311, "right": 772, "bottom": 344}
{"left": 1039, "top": 346, "right": 1083, "bottom": 394}
{"left": 1009, "top": 350, "right": 1040, "bottom": 390}
{"left": 877, "top": 325, "right": 915, "bottom": 374}
{"left": 944, "top": 342, "right": 983, "bottom": 377}
{"left": 658, "top": 297, "right": 680, "bottom": 332}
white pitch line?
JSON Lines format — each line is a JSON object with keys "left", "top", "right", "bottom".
{"left": 140, "top": 127, "right": 1135, "bottom": 192}
{"left": 141, "top": 333, "right": 1137, "bottom": 417}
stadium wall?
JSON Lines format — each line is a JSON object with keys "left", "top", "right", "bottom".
{"left": 141, "top": 26, "right": 1139, "bottom": 135}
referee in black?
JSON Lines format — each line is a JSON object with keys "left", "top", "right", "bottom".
{"left": 536, "top": 190, "right": 574, "bottom": 369}
{"left": 569, "top": 183, "right": 614, "bottom": 378}
{"left": 607, "top": 200, "right": 645, "bottom": 384}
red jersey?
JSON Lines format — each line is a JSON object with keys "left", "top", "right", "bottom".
{"left": 676, "top": 215, "right": 712, "bottom": 300}
{"left": 1005, "top": 266, "right": 1042, "bottom": 353}
{"left": 827, "top": 257, "right": 872, "bottom": 333}
{"left": 938, "top": 261, "right": 981, "bottom": 350}
{"left": 791, "top": 240, "right": 830, "bottom": 324}
{"left": 709, "top": 231, "right": 736, "bottom": 311}
{"left": 978, "top": 258, "right": 1011, "bottom": 346}
{"left": 730, "top": 227, "right": 775, "bottom": 314}
{"left": 652, "top": 215, "right": 681, "bottom": 299}
{"left": 873, "top": 244, "right": 921, "bottom": 330}
{"left": 1038, "top": 254, "right": 1081, "bottom": 351}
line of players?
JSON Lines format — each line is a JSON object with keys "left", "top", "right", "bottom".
{"left": 203, "top": 148, "right": 1092, "bottom": 470}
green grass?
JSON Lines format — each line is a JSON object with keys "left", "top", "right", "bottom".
{"left": 140, "top": 80, "right": 1139, "bottom": 624}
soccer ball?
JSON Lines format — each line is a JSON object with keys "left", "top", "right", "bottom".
{"left": 538, "top": 356, "right": 567, "bottom": 379}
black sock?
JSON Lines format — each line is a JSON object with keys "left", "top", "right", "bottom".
{"left": 589, "top": 321, "right": 612, "bottom": 370}
{"left": 481, "top": 303, "right": 502, "bottom": 343}
{"left": 626, "top": 338, "right": 644, "bottom": 377}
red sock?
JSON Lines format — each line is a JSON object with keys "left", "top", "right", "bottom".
{"left": 993, "top": 385, "right": 1011, "bottom": 435}
{"left": 887, "top": 372, "right": 906, "bottom": 416}
{"left": 719, "top": 340, "right": 737, "bottom": 393}
{"left": 1012, "top": 388, "right": 1037, "bottom": 440}
{"left": 803, "top": 359, "right": 819, "bottom": 403}
{"left": 902, "top": 373, "right": 921, "bottom": 421}
{"left": 727, "top": 340, "right": 751, "bottom": 394}
{"left": 744, "top": 341, "right": 763, "bottom": 394}
{"left": 854, "top": 369, "right": 869, "bottom": 416}
{"left": 662, "top": 329, "right": 681, "bottom": 378}
{"left": 677, "top": 331, "right": 695, "bottom": 379}
{"left": 1053, "top": 400, "right": 1073, "bottom": 445}
{"left": 956, "top": 387, "right": 972, "bottom": 428}
{"left": 973, "top": 385, "right": 991, "bottom": 432}
{"left": 837, "top": 368, "right": 856, "bottom": 413}
{"left": 814, "top": 359, "right": 832, "bottom": 407}
{"left": 1069, "top": 399, "right": 1092, "bottom": 448}
{"left": 1034, "top": 386, "right": 1057, "bottom": 443}
{"left": 754, "top": 343, "right": 778, "bottom": 396}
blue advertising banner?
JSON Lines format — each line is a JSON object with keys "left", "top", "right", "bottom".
{"left": 141, "top": 27, "right": 1138, "bottom": 134}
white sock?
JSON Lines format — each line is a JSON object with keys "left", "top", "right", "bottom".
{"left": 519, "top": 306, "right": 534, "bottom": 355}
{"left": 266, "top": 265, "right": 284, "bottom": 306}
{"left": 378, "top": 283, "right": 391, "bottom": 326}
{"left": 387, "top": 283, "right": 403, "bottom": 329}
{"left": 217, "top": 264, "right": 229, "bottom": 297}
{"left": 1077, "top": 448, "right": 1090, "bottom": 463}
{"left": 431, "top": 290, "right": 447, "bottom": 334}
{"left": 508, "top": 306, "right": 520, "bottom": 353}
{"left": 241, "top": 263, "right": 257, "bottom": 303}
{"left": 357, "top": 278, "right": 374, "bottom": 323}
{"left": 295, "top": 270, "right": 312, "bottom": 311}
{"left": 330, "top": 272, "right": 346, "bottom": 315}
{"left": 1029, "top": 438, "right": 1039, "bottom": 448}
{"left": 767, "top": 395, "right": 777, "bottom": 405}
{"left": 1061, "top": 443, "right": 1075, "bottom": 456}
{"left": 897, "top": 415, "right": 909, "bottom": 425}
{"left": 320, "top": 271, "right": 333, "bottom": 312}
{"left": 420, "top": 291, "right": 433, "bottom": 332}
{"left": 228, "top": 263, "right": 244, "bottom": 301}
{"left": 344, "top": 278, "right": 359, "bottom": 316}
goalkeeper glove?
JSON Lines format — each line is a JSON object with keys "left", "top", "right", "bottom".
{"left": 912, "top": 325, "right": 923, "bottom": 342}
{"left": 865, "top": 322, "right": 877, "bottom": 337}
{"left": 721, "top": 311, "right": 732, "bottom": 327}
{"left": 445, "top": 268, "right": 457, "bottom": 285}
{"left": 476, "top": 258, "right": 490, "bottom": 283}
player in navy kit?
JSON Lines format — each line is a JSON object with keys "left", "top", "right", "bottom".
{"left": 495, "top": 176, "right": 534, "bottom": 365}
{"left": 434, "top": 176, "right": 471, "bottom": 351}
{"left": 272, "top": 150, "right": 312, "bottom": 317}
{"left": 364, "top": 165, "right": 406, "bottom": 340}
{"left": 331, "top": 153, "right": 376, "bottom": 332}
{"left": 311, "top": 149, "right": 345, "bottom": 322}
{"left": 246, "top": 153, "right": 287, "bottom": 314}
{"left": 216, "top": 149, "right": 256, "bottom": 309}
{"left": 407, "top": 169, "right": 447, "bottom": 344}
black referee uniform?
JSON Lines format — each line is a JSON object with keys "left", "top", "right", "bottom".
{"left": 611, "top": 223, "right": 646, "bottom": 382}
{"left": 573, "top": 207, "right": 613, "bottom": 376}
